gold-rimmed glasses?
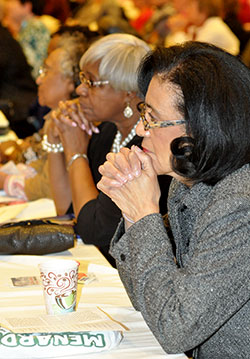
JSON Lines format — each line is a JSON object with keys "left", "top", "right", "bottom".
{"left": 79, "top": 72, "right": 109, "bottom": 88}
{"left": 38, "top": 65, "right": 49, "bottom": 78}
{"left": 137, "top": 102, "right": 185, "bottom": 131}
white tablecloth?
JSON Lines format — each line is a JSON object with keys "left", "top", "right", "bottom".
{"left": 0, "top": 242, "right": 187, "bottom": 359}
{"left": 0, "top": 194, "right": 187, "bottom": 358}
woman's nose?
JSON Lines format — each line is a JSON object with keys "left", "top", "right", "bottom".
{"left": 76, "top": 83, "right": 88, "bottom": 97}
{"left": 36, "top": 75, "right": 42, "bottom": 85}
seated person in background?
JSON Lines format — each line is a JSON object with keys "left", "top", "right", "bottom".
{"left": 28, "top": 25, "right": 101, "bottom": 133}
{"left": 0, "top": 0, "right": 37, "bottom": 138}
{"left": 67, "top": 0, "right": 137, "bottom": 37}
{"left": 129, "top": 0, "right": 155, "bottom": 35}
{"left": 129, "top": 0, "right": 174, "bottom": 43}
{"left": 27, "top": 24, "right": 101, "bottom": 132}
{"left": 42, "top": 0, "right": 71, "bottom": 24}
{"left": 238, "top": 0, "right": 250, "bottom": 26}
{"left": 165, "top": 0, "right": 240, "bottom": 55}
{"left": 66, "top": 0, "right": 123, "bottom": 28}
{"left": 142, "top": 0, "right": 175, "bottom": 46}
{"left": 3, "top": 0, "right": 51, "bottom": 79}
{"left": 45, "top": 34, "right": 171, "bottom": 266}
{"left": 222, "top": 0, "right": 250, "bottom": 55}
{"left": 98, "top": 42, "right": 250, "bottom": 358}
{"left": 0, "top": 25, "right": 100, "bottom": 163}
{"left": 48, "top": 23, "right": 101, "bottom": 54}
{"left": 0, "top": 31, "right": 88, "bottom": 201}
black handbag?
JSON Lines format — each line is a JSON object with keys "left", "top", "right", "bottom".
{"left": 0, "top": 218, "right": 76, "bottom": 255}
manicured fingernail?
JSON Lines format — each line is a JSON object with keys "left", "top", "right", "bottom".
{"left": 117, "top": 174, "right": 127, "bottom": 183}
{"left": 135, "top": 146, "right": 142, "bottom": 152}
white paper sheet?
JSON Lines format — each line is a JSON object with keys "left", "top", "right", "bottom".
{"left": 0, "top": 203, "right": 28, "bottom": 223}
{"left": 0, "top": 190, "right": 57, "bottom": 223}
{"left": 15, "top": 198, "right": 57, "bottom": 220}
{"left": 0, "top": 307, "right": 129, "bottom": 333}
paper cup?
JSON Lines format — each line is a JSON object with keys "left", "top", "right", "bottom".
{"left": 39, "top": 259, "right": 79, "bottom": 315}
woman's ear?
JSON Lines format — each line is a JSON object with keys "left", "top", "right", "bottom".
{"left": 125, "top": 91, "right": 136, "bottom": 103}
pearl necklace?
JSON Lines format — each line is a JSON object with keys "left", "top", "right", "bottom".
{"left": 111, "top": 119, "right": 140, "bottom": 153}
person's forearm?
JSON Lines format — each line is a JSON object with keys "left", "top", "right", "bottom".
{"left": 67, "top": 156, "right": 98, "bottom": 218}
{"left": 48, "top": 152, "right": 72, "bottom": 215}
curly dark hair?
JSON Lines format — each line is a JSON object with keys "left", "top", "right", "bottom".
{"left": 137, "top": 41, "right": 250, "bottom": 185}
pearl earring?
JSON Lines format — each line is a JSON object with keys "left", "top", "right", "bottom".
{"left": 123, "top": 103, "right": 133, "bottom": 118}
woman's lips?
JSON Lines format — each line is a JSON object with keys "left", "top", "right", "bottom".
{"left": 81, "top": 107, "right": 93, "bottom": 116}
{"left": 82, "top": 108, "right": 92, "bottom": 113}
{"left": 78, "top": 101, "right": 91, "bottom": 112}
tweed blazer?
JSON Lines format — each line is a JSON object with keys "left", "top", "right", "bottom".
{"left": 110, "top": 164, "right": 250, "bottom": 359}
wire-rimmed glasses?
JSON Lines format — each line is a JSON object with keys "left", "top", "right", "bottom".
{"left": 79, "top": 72, "right": 109, "bottom": 88}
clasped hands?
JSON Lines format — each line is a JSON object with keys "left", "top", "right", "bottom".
{"left": 45, "top": 99, "right": 98, "bottom": 160}
{"left": 97, "top": 146, "right": 161, "bottom": 224}
{"left": 51, "top": 99, "right": 99, "bottom": 136}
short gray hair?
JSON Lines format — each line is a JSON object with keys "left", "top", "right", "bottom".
{"left": 79, "top": 33, "right": 151, "bottom": 92}
{"left": 58, "top": 33, "right": 87, "bottom": 79}
{"left": 56, "top": 33, "right": 88, "bottom": 98}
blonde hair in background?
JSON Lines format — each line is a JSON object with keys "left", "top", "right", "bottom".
{"left": 79, "top": 33, "right": 151, "bottom": 93}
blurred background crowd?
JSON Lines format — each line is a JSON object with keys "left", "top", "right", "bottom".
{"left": 0, "top": 0, "right": 249, "bottom": 141}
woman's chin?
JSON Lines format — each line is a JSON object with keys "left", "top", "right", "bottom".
{"left": 150, "top": 161, "right": 162, "bottom": 175}
{"left": 153, "top": 162, "right": 172, "bottom": 176}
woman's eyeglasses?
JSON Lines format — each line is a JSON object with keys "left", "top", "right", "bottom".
{"left": 137, "top": 102, "right": 185, "bottom": 131}
{"left": 79, "top": 72, "right": 109, "bottom": 88}
{"left": 38, "top": 65, "right": 49, "bottom": 78}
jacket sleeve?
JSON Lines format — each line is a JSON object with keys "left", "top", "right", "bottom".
{"left": 110, "top": 195, "right": 250, "bottom": 354}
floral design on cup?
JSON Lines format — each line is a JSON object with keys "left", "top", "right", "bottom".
{"left": 40, "top": 269, "right": 78, "bottom": 312}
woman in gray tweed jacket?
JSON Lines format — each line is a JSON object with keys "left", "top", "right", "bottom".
{"left": 98, "top": 41, "right": 250, "bottom": 359}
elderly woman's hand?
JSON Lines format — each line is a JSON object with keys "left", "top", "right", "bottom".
{"left": 99, "top": 146, "right": 142, "bottom": 186}
{"left": 53, "top": 99, "right": 99, "bottom": 136}
{"left": 50, "top": 111, "right": 90, "bottom": 162}
{"left": 97, "top": 146, "right": 161, "bottom": 223}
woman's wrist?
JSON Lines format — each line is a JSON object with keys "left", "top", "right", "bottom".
{"left": 122, "top": 209, "right": 160, "bottom": 225}
{"left": 122, "top": 212, "right": 135, "bottom": 224}
{"left": 66, "top": 153, "right": 89, "bottom": 171}
{"left": 42, "top": 134, "right": 64, "bottom": 153}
